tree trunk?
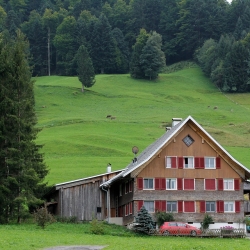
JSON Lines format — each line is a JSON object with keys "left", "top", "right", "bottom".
{"left": 82, "top": 84, "right": 84, "bottom": 92}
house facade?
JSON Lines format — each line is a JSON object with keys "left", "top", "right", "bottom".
{"left": 101, "top": 116, "right": 250, "bottom": 227}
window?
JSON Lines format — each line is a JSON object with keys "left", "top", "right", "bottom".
{"left": 183, "top": 135, "right": 194, "bottom": 147}
{"left": 184, "top": 157, "right": 194, "bottom": 168}
{"left": 129, "top": 180, "right": 133, "bottom": 192}
{"left": 125, "top": 182, "right": 129, "bottom": 194}
{"left": 204, "top": 179, "right": 216, "bottom": 190}
{"left": 206, "top": 201, "right": 216, "bottom": 212}
{"left": 183, "top": 179, "right": 195, "bottom": 190}
{"left": 167, "top": 201, "right": 177, "bottom": 212}
{"left": 224, "top": 179, "right": 234, "bottom": 190}
{"left": 166, "top": 178, "right": 177, "bottom": 190}
{"left": 205, "top": 157, "right": 215, "bottom": 169}
{"left": 144, "top": 201, "right": 154, "bottom": 213}
{"left": 184, "top": 201, "right": 195, "bottom": 212}
{"left": 224, "top": 201, "right": 234, "bottom": 212}
{"left": 165, "top": 156, "right": 177, "bottom": 168}
{"left": 144, "top": 178, "right": 154, "bottom": 189}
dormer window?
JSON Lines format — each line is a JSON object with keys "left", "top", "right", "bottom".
{"left": 183, "top": 135, "right": 194, "bottom": 147}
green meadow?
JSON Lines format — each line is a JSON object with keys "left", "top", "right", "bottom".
{"left": 34, "top": 66, "right": 250, "bottom": 185}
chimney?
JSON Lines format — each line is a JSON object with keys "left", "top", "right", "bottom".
{"left": 172, "top": 118, "right": 182, "bottom": 127}
{"left": 107, "top": 163, "right": 111, "bottom": 173}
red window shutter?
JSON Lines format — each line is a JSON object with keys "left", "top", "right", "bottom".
{"left": 137, "top": 200, "right": 143, "bottom": 211}
{"left": 234, "top": 179, "right": 240, "bottom": 191}
{"left": 155, "top": 200, "right": 160, "bottom": 212}
{"left": 161, "top": 178, "right": 166, "bottom": 190}
{"left": 137, "top": 177, "right": 143, "bottom": 190}
{"left": 205, "top": 179, "right": 216, "bottom": 190}
{"left": 177, "top": 178, "right": 183, "bottom": 190}
{"left": 130, "top": 202, "right": 133, "bottom": 214}
{"left": 200, "top": 157, "right": 205, "bottom": 169}
{"left": 178, "top": 157, "right": 183, "bottom": 169}
{"left": 184, "top": 179, "right": 194, "bottom": 190}
{"left": 161, "top": 201, "right": 166, "bottom": 212}
{"left": 217, "top": 200, "right": 224, "bottom": 213}
{"left": 200, "top": 201, "right": 205, "bottom": 213}
{"left": 155, "top": 178, "right": 160, "bottom": 190}
{"left": 184, "top": 201, "right": 195, "bottom": 212}
{"left": 235, "top": 201, "right": 240, "bottom": 213}
{"left": 195, "top": 157, "right": 200, "bottom": 169}
{"left": 118, "top": 206, "right": 123, "bottom": 217}
{"left": 171, "top": 157, "right": 177, "bottom": 168}
{"left": 217, "top": 178, "right": 223, "bottom": 190}
{"left": 178, "top": 201, "right": 183, "bottom": 213}
{"left": 216, "top": 157, "right": 221, "bottom": 169}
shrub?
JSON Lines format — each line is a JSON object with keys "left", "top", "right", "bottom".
{"left": 155, "top": 211, "right": 174, "bottom": 227}
{"left": 55, "top": 216, "right": 78, "bottom": 223}
{"left": 33, "top": 207, "right": 55, "bottom": 229}
{"left": 89, "top": 218, "right": 104, "bottom": 235}
{"left": 201, "top": 214, "right": 213, "bottom": 230}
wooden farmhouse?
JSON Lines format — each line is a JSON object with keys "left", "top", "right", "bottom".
{"left": 48, "top": 116, "right": 250, "bottom": 228}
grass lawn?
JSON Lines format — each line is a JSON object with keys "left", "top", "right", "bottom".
{"left": 34, "top": 67, "right": 250, "bottom": 184}
{"left": 0, "top": 222, "right": 249, "bottom": 250}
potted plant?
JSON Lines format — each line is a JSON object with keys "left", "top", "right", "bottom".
{"left": 221, "top": 225, "right": 234, "bottom": 235}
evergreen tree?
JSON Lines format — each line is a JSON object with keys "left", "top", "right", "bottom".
{"left": 130, "top": 28, "right": 150, "bottom": 79}
{"left": 75, "top": 45, "right": 95, "bottom": 92}
{"left": 140, "top": 31, "right": 165, "bottom": 80}
{"left": 135, "top": 205, "right": 154, "bottom": 234}
{"left": 89, "top": 13, "right": 116, "bottom": 74}
{"left": 0, "top": 30, "right": 48, "bottom": 224}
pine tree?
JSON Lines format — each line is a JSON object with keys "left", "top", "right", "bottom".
{"left": 135, "top": 206, "right": 154, "bottom": 234}
{"left": 75, "top": 45, "right": 95, "bottom": 92}
{"left": 0, "top": 30, "right": 48, "bottom": 223}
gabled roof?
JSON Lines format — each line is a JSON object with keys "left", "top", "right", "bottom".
{"left": 101, "top": 115, "right": 250, "bottom": 187}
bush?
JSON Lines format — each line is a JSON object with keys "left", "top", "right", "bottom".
{"left": 201, "top": 214, "right": 213, "bottom": 230}
{"left": 89, "top": 218, "right": 105, "bottom": 235}
{"left": 33, "top": 207, "right": 55, "bottom": 229}
{"left": 55, "top": 216, "right": 78, "bottom": 223}
{"left": 155, "top": 211, "right": 174, "bottom": 227}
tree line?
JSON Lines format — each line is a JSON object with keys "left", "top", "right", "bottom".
{"left": 0, "top": 0, "right": 250, "bottom": 90}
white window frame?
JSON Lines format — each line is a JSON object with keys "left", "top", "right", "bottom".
{"left": 166, "top": 178, "right": 177, "bottom": 190}
{"left": 205, "top": 157, "right": 216, "bottom": 169}
{"left": 224, "top": 201, "right": 234, "bottom": 212}
{"left": 143, "top": 178, "right": 154, "bottom": 190}
{"left": 183, "top": 178, "right": 195, "bottom": 190}
{"left": 167, "top": 201, "right": 177, "bottom": 212}
{"left": 183, "top": 201, "right": 196, "bottom": 213}
{"left": 183, "top": 156, "right": 194, "bottom": 168}
{"left": 204, "top": 178, "right": 216, "bottom": 190}
{"left": 165, "top": 156, "right": 177, "bottom": 168}
{"left": 144, "top": 201, "right": 154, "bottom": 213}
{"left": 224, "top": 179, "right": 234, "bottom": 191}
{"left": 206, "top": 201, "right": 216, "bottom": 212}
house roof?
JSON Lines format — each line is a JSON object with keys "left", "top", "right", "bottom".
{"left": 100, "top": 115, "right": 250, "bottom": 187}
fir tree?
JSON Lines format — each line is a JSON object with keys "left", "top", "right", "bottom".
{"left": 0, "top": 30, "right": 48, "bottom": 224}
{"left": 75, "top": 45, "right": 95, "bottom": 92}
{"left": 135, "top": 205, "right": 154, "bottom": 234}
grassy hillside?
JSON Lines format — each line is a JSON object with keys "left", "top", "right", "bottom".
{"left": 34, "top": 67, "right": 250, "bottom": 184}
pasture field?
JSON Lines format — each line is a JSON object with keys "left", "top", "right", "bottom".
{"left": 0, "top": 222, "right": 249, "bottom": 250}
{"left": 34, "top": 66, "right": 250, "bottom": 184}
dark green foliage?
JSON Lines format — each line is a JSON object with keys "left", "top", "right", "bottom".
{"left": 201, "top": 214, "right": 213, "bottom": 230}
{"left": 33, "top": 207, "right": 55, "bottom": 229}
{"left": 155, "top": 211, "right": 174, "bottom": 227}
{"left": 135, "top": 206, "right": 154, "bottom": 234}
{"left": 55, "top": 215, "right": 78, "bottom": 223}
{"left": 89, "top": 13, "right": 116, "bottom": 74}
{"left": 0, "top": 30, "right": 48, "bottom": 224}
{"left": 75, "top": 45, "right": 95, "bottom": 92}
{"left": 140, "top": 31, "right": 165, "bottom": 80}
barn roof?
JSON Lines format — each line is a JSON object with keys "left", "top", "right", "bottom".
{"left": 100, "top": 115, "right": 250, "bottom": 187}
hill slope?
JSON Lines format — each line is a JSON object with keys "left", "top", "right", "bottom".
{"left": 34, "top": 67, "right": 250, "bottom": 184}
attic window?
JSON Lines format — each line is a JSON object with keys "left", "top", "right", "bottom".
{"left": 183, "top": 135, "right": 194, "bottom": 147}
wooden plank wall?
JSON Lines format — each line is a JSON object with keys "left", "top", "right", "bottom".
{"left": 59, "top": 181, "right": 104, "bottom": 221}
